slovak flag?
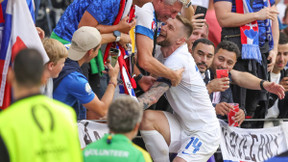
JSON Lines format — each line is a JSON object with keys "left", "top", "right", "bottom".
{"left": 0, "top": 0, "right": 49, "bottom": 109}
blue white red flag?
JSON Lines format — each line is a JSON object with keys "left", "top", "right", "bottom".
{"left": 117, "top": 47, "right": 137, "bottom": 100}
{"left": 0, "top": 0, "right": 48, "bottom": 109}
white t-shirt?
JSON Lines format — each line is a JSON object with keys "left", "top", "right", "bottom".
{"left": 160, "top": 44, "right": 219, "bottom": 132}
{"left": 212, "top": 91, "right": 221, "bottom": 104}
{"left": 266, "top": 72, "right": 281, "bottom": 119}
{"left": 135, "top": 3, "right": 163, "bottom": 40}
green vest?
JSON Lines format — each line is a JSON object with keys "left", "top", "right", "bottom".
{"left": 83, "top": 134, "right": 152, "bottom": 162}
{"left": 0, "top": 95, "right": 83, "bottom": 162}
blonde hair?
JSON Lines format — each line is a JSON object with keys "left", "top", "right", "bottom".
{"left": 176, "top": 15, "right": 193, "bottom": 39}
{"left": 42, "top": 38, "right": 68, "bottom": 64}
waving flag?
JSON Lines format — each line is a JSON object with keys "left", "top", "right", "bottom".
{"left": 0, "top": 0, "right": 48, "bottom": 109}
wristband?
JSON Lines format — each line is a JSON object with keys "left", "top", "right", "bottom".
{"left": 157, "top": 77, "right": 172, "bottom": 87}
{"left": 134, "top": 74, "right": 143, "bottom": 83}
{"left": 260, "top": 80, "right": 266, "bottom": 91}
{"left": 185, "top": 1, "right": 192, "bottom": 8}
{"left": 109, "top": 81, "right": 117, "bottom": 88}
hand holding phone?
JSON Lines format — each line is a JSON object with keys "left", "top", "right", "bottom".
{"left": 281, "top": 70, "right": 288, "bottom": 91}
{"left": 284, "top": 70, "right": 288, "bottom": 77}
{"left": 195, "top": 6, "right": 207, "bottom": 19}
{"left": 109, "top": 48, "right": 120, "bottom": 67}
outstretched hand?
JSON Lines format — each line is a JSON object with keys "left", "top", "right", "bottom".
{"left": 263, "top": 81, "right": 285, "bottom": 99}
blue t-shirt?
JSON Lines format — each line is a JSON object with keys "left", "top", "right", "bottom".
{"left": 53, "top": 71, "right": 95, "bottom": 120}
{"left": 214, "top": 0, "right": 275, "bottom": 47}
{"left": 53, "top": 0, "right": 120, "bottom": 42}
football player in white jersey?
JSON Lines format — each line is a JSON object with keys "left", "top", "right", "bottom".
{"left": 137, "top": 15, "right": 221, "bottom": 162}
{"left": 134, "top": 0, "right": 194, "bottom": 89}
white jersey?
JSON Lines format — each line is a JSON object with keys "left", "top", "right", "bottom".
{"left": 135, "top": 3, "right": 163, "bottom": 40}
{"left": 160, "top": 44, "right": 219, "bottom": 132}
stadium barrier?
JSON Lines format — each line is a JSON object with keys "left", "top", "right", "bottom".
{"left": 78, "top": 119, "right": 288, "bottom": 161}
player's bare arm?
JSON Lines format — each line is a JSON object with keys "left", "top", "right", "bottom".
{"left": 138, "top": 82, "right": 170, "bottom": 110}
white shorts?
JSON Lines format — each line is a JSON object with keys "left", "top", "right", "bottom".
{"left": 163, "top": 112, "right": 221, "bottom": 162}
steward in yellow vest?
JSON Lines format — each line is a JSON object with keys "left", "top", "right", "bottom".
{"left": 0, "top": 49, "right": 83, "bottom": 162}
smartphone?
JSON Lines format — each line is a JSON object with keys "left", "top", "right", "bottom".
{"left": 195, "top": 6, "right": 207, "bottom": 19}
{"left": 284, "top": 69, "right": 288, "bottom": 77}
{"left": 109, "top": 48, "right": 119, "bottom": 67}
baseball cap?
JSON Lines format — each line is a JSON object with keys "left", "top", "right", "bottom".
{"left": 68, "top": 26, "right": 102, "bottom": 61}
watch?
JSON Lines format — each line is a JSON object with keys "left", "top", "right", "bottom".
{"left": 113, "top": 30, "right": 121, "bottom": 42}
{"left": 260, "top": 80, "right": 266, "bottom": 91}
{"left": 185, "top": 1, "right": 192, "bottom": 8}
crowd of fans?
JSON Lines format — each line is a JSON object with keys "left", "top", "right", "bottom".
{"left": 1, "top": 0, "right": 288, "bottom": 161}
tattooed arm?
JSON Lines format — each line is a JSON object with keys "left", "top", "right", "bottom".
{"left": 137, "top": 81, "right": 170, "bottom": 110}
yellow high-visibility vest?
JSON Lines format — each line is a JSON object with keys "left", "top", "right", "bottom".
{"left": 0, "top": 95, "right": 83, "bottom": 162}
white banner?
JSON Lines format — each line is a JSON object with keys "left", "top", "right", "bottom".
{"left": 78, "top": 120, "right": 109, "bottom": 149}
{"left": 220, "top": 120, "right": 288, "bottom": 162}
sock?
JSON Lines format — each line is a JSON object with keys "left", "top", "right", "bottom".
{"left": 140, "top": 130, "right": 169, "bottom": 162}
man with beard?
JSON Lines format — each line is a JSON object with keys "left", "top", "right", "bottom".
{"left": 191, "top": 39, "right": 245, "bottom": 124}
{"left": 190, "top": 39, "right": 235, "bottom": 95}
{"left": 191, "top": 39, "right": 285, "bottom": 126}
{"left": 137, "top": 16, "right": 285, "bottom": 160}
{"left": 138, "top": 15, "right": 221, "bottom": 162}
{"left": 214, "top": 0, "right": 280, "bottom": 121}
{"left": 134, "top": 0, "right": 193, "bottom": 89}
{"left": 209, "top": 41, "right": 286, "bottom": 126}
{"left": 206, "top": 41, "right": 246, "bottom": 124}
{"left": 190, "top": 39, "right": 215, "bottom": 82}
